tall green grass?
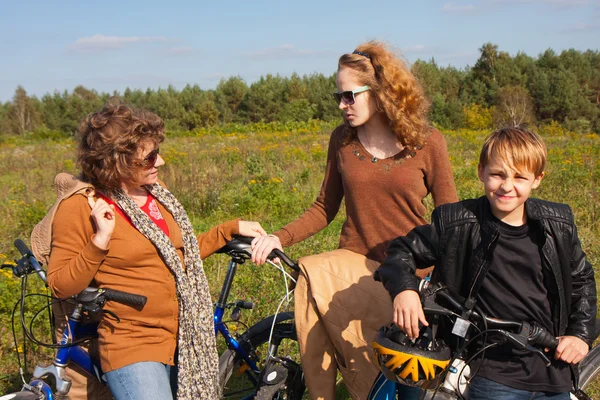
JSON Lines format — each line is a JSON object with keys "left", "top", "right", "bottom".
{"left": 0, "top": 123, "right": 598, "bottom": 396}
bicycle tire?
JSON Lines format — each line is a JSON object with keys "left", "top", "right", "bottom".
{"left": 0, "top": 392, "right": 40, "bottom": 400}
{"left": 218, "top": 311, "right": 304, "bottom": 399}
{"left": 577, "top": 344, "right": 600, "bottom": 391}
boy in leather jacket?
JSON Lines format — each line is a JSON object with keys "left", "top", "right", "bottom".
{"left": 375, "top": 127, "right": 596, "bottom": 399}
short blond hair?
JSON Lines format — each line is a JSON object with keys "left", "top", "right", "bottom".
{"left": 479, "top": 127, "right": 546, "bottom": 177}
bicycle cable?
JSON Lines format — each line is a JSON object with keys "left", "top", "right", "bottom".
{"left": 265, "top": 258, "right": 297, "bottom": 359}
{"left": 11, "top": 282, "right": 27, "bottom": 385}
{"left": 428, "top": 303, "right": 487, "bottom": 399}
{"left": 267, "top": 258, "right": 297, "bottom": 305}
{"left": 15, "top": 273, "right": 97, "bottom": 349}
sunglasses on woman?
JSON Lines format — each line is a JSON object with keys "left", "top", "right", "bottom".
{"left": 333, "top": 85, "right": 370, "bottom": 105}
{"left": 134, "top": 148, "right": 160, "bottom": 169}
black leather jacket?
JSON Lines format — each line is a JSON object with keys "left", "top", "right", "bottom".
{"left": 375, "top": 196, "right": 597, "bottom": 346}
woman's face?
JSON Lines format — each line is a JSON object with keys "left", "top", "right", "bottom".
{"left": 129, "top": 140, "right": 165, "bottom": 188}
{"left": 335, "top": 67, "right": 378, "bottom": 127}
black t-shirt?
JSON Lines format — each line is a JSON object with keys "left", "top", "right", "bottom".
{"left": 476, "top": 218, "right": 571, "bottom": 393}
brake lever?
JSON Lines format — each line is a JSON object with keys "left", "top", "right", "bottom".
{"left": 526, "top": 344, "right": 552, "bottom": 367}
{"left": 103, "top": 309, "right": 121, "bottom": 323}
{"left": 503, "top": 331, "right": 552, "bottom": 367}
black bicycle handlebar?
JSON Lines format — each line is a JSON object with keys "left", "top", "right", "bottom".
{"left": 13, "top": 239, "right": 47, "bottom": 283}
{"left": 76, "top": 287, "right": 147, "bottom": 308}
{"left": 271, "top": 248, "right": 300, "bottom": 272}
{"left": 422, "top": 283, "right": 559, "bottom": 360}
{"left": 103, "top": 288, "right": 147, "bottom": 306}
{"left": 217, "top": 236, "right": 300, "bottom": 272}
{"left": 14, "top": 238, "right": 30, "bottom": 257}
{"left": 526, "top": 321, "right": 559, "bottom": 349}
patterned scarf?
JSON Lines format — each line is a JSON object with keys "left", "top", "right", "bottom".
{"left": 113, "top": 184, "right": 220, "bottom": 399}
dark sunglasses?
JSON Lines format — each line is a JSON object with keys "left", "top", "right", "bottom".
{"left": 333, "top": 85, "right": 370, "bottom": 105}
{"left": 134, "top": 148, "right": 160, "bottom": 169}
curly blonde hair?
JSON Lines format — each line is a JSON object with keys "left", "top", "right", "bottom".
{"left": 338, "top": 41, "right": 431, "bottom": 149}
{"left": 77, "top": 103, "right": 165, "bottom": 194}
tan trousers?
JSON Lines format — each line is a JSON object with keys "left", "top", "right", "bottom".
{"left": 52, "top": 302, "right": 113, "bottom": 400}
{"left": 294, "top": 249, "right": 394, "bottom": 400}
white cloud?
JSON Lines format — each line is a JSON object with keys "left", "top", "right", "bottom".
{"left": 69, "top": 34, "right": 169, "bottom": 52}
{"left": 243, "top": 44, "right": 332, "bottom": 60}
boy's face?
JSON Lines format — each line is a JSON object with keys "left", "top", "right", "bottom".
{"left": 478, "top": 153, "right": 544, "bottom": 226}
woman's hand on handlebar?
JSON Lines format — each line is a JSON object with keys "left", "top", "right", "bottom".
{"left": 554, "top": 335, "right": 588, "bottom": 364}
{"left": 250, "top": 234, "right": 283, "bottom": 265}
{"left": 238, "top": 221, "right": 268, "bottom": 238}
{"left": 393, "top": 290, "right": 428, "bottom": 340}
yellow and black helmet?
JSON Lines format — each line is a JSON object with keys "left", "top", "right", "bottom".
{"left": 372, "top": 324, "right": 452, "bottom": 388}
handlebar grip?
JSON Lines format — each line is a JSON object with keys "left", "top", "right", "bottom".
{"left": 13, "top": 239, "right": 47, "bottom": 282}
{"left": 236, "top": 300, "right": 254, "bottom": 309}
{"left": 272, "top": 249, "right": 300, "bottom": 272}
{"left": 231, "top": 235, "right": 300, "bottom": 272}
{"left": 529, "top": 323, "right": 559, "bottom": 349}
{"left": 103, "top": 289, "right": 148, "bottom": 306}
{"left": 14, "top": 239, "right": 31, "bottom": 256}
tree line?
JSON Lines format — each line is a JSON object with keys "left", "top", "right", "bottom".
{"left": 1, "top": 43, "right": 599, "bottom": 136}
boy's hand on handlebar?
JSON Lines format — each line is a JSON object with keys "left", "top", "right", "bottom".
{"left": 554, "top": 335, "right": 588, "bottom": 364}
{"left": 393, "top": 290, "right": 428, "bottom": 339}
{"left": 238, "top": 221, "right": 268, "bottom": 238}
{"left": 250, "top": 234, "right": 282, "bottom": 265}
{"left": 89, "top": 197, "right": 115, "bottom": 250}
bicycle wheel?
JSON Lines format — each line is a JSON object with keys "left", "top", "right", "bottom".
{"left": 218, "top": 311, "right": 305, "bottom": 399}
{"left": 577, "top": 344, "right": 600, "bottom": 397}
{"left": 0, "top": 391, "right": 40, "bottom": 400}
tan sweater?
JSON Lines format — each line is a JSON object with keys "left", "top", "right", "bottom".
{"left": 275, "top": 126, "right": 458, "bottom": 262}
{"left": 47, "top": 192, "right": 239, "bottom": 373}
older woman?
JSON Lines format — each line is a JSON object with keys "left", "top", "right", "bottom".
{"left": 47, "top": 103, "right": 266, "bottom": 400}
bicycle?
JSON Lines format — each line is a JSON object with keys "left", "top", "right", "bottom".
{"left": 367, "top": 282, "right": 600, "bottom": 400}
{"left": 214, "top": 236, "right": 305, "bottom": 399}
{"left": 0, "top": 237, "right": 305, "bottom": 400}
{"left": 0, "top": 239, "right": 147, "bottom": 400}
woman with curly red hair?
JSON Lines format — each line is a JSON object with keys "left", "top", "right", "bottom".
{"left": 47, "top": 103, "right": 266, "bottom": 400}
{"left": 251, "top": 41, "right": 458, "bottom": 399}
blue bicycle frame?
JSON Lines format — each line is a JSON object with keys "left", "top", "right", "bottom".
{"left": 26, "top": 304, "right": 103, "bottom": 400}
{"left": 55, "top": 318, "right": 103, "bottom": 380}
{"left": 213, "top": 257, "right": 261, "bottom": 390}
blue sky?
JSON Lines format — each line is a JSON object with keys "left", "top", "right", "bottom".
{"left": 1, "top": 0, "right": 599, "bottom": 102}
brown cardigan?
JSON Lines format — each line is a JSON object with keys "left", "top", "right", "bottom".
{"left": 47, "top": 192, "right": 239, "bottom": 373}
{"left": 275, "top": 126, "right": 458, "bottom": 262}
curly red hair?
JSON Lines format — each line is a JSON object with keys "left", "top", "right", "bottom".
{"left": 77, "top": 103, "right": 165, "bottom": 193}
{"left": 338, "top": 41, "right": 431, "bottom": 149}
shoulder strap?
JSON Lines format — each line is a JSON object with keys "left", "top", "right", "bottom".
{"left": 30, "top": 173, "right": 94, "bottom": 265}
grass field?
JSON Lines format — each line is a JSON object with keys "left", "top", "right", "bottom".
{"left": 0, "top": 121, "right": 598, "bottom": 397}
